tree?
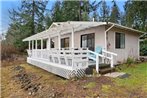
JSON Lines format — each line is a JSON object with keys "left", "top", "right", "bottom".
{"left": 91, "top": 0, "right": 101, "bottom": 21}
{"left": 51, "top": 1, "right": 63, "bottom": 22}
{"left": 124, "top": 1, "right": 147, "bottom": 32}
{"left": 109, "top": 0, "right": 120, "bottom": 23}
{"left": 99, "top": 0, "right": 110, "bottom": 22}
{"left": 51, "top": 0, "right": 95, "bottom": 22}
{"left": 44, "top": 13, "right": 52, "bottom": 29}
{"left": 120, "top": 12, "right": 125, "bottom": 26}
{"left": 6, "top": 0, "right": 48, "bottom": 51}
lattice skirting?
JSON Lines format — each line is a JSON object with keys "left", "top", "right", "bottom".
{"left": 27, "top": 57, "right": 86, "bottom": 79}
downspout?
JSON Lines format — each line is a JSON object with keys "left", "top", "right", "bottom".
{"left": 104, "top": 23, "right": 115, "bottom": 50}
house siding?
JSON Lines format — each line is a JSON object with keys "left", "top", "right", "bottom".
{"left": 47, "top": 25, "right": 140, "bottom": 65}
{"left": 74, "top": 26, "right": 105, "bottom": 50}
{"left": 107, "top": 27, "right": 140, "bottom": 64}
{"left": 49, "top": 26, "right": 106, "bottom": 50}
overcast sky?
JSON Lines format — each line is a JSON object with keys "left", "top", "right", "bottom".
{"left": 0, "top": 0, "right": 127, "bottom": 34}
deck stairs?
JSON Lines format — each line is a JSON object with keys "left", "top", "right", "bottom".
{"left": 87, "top": 50, "right": 117, "bottom": 75}
{"left": 86, "top": 61, "right": 115, "bottom": 75}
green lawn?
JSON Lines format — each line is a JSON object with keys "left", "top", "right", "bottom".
{"left": 115, "top": 62, "right": 147, "bottom": 92}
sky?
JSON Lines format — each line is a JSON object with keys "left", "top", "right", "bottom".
{"left": 0, "top": 0, "right": 127, "bottom": 34}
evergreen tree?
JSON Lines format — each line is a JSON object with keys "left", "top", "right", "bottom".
{"left": 99, "top": 0, "right": 110, "bottom": 22}
{"left": 109, "top": 0, "right": 120, "bottom": 23}
{"left": 52, "top": 0, "right": 93, "bottom": 22}
{"left": 124, "top": 1, "right": 147, "bottom": 32}
{"left": 51, "top": 1, "right": 63, "bottom": 22}
{"left": 7, "top": 0, "right": 48, "bottom": 51}
{"left": 91, "top": 0, "right": 101, "bottom": 21}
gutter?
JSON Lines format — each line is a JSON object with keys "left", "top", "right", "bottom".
{"left": 104, "top": 23, "right": 115, "bottom": 50}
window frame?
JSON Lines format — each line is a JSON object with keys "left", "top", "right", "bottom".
{"left": 81, "top": 33, "right": 95, "bottom": 51}
{"left": 115, "top": 32, "right": 125, "bottom": 49}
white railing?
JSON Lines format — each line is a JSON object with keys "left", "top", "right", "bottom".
{"left": 88, "top": 50, "right": 117, "bottom": 73}
{"left": 27, "top": 48, "right": 89, "bottom": 70}
{"left": 102, "top": 50, "right": 117, "bottom": 68}
{"left": 27, "top": 48, "right": 117, "bottom": 73}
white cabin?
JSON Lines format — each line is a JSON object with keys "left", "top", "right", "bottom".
{"left": 23, "top": 21, "right": 143, "bottom": 79}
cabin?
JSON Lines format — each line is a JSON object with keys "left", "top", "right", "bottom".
{"left": 23, "top": 21, "right": 144, "bottom": 79}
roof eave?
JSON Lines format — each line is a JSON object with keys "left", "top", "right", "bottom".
{"left": 108, "top": 22, "right": 144, "bottom": 34}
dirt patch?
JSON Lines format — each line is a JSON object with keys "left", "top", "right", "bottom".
{"left": 12, "top": 65, "right": 42, "bottom": 96}
{"left": 1, "top": 61, "right": 147, "bottom": 98}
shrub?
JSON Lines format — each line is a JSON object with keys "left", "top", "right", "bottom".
{"left": 140, "top": 40, "right": 147, "bottom": 56}
{"left": 126, "top": 57, "right": 135, "bottom": 65}
{"left": 1, "top": 41, "right": 18, "bottom": 60}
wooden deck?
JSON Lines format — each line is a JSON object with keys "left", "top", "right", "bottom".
{"left": 26, "top": 48, "right": 117, "bottom": 79}
{"left": 27, "top": 49, "right": 88, "bottom": 79}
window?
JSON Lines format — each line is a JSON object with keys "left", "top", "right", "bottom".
{"left": 51, "top": 39, "right": 54, "bottom": 48}
{"left": 115, "top": 32, "right": 125, "bottom": 49}
{"left": 61, "top": 37, "right": 69, "bottom": 48}
{"left": 81, "top": 33, "right": 95, "bottom": 51}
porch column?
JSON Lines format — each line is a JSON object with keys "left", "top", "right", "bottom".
{"left": 41, "top": 39, "right": 43, "bottom": 49}
{"left": 71, "top": 28, "right": 74, "bottom": 49}
{"left": 32, "top": 40, "right": 34, "bottom": 50}
{"left": 104, "top": 31, "right": 107, "bottom": 50}
{"left": 58, "top": 33, "right": 61, "bottom": 50}
{"left": 47, "top": 37, "right": 50, "bottom": 50}
{"left": 35, "top": 40, "right": 37, "bottom": 49}
{"left": 29, "top": 40, "right": 31, "bottom": 50}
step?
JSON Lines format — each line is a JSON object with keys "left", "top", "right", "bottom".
{"left": 99, "top": 67, "right": 115, "bottom": 74}
{"left": 99, "top": 64, "right": 110, "bottom": 69}
{"left": 88, "top": 63, "right": 110, "bottom": 69}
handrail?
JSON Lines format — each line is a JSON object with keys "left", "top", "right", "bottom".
{"left": 102, "top": 50, "right": 117, "bottom": 56}
{"left": 88, "top": 49, "right": 117, "bottom": 73}
{"left": 88, "top": 50, "right": 99, "bottom": 73}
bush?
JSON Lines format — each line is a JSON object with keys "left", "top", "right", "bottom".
{"left": 1, "top": 41, "right": 18, "bottom": 60}
{"left": 140, "top": 40, "right": 147, "bottom": 56}
{"left": 126, "top": 57, "right": 135, "bottom": 65}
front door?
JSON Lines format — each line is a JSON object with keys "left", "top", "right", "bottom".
{"left": 81, "top": 33, "right": 95, "bottom": 51}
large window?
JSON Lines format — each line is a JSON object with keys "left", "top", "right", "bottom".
{"left": 81, "top": 33, "right": 95, "bottom": 51}
{"left": 61, "top": 37, "right": 69, "bottom": 48}
{"left": 115, "top": 32, "right": 125, "bottom": 49}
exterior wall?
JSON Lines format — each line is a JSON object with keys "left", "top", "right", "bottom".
{"left": 47, "top": 26, "right": 106, "bottom": 50}
{"left": 46, "top": 25, "right": 140, "bottom": 65}
{"left": 74, "top": 26, "right": 106, "bottom": 50}
{"left": 107, "top": 27, "right": 140, "bottom": 64}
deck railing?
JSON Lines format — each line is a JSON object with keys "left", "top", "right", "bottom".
{"left": 27, "top": 48, "right": 89, "bottom": 70}
{"left": 27, "top": 48, "right": 117, "bottom": 73}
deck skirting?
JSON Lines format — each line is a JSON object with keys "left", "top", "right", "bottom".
{"left": 27, "top": 57, "right": 85, "bottom": 79}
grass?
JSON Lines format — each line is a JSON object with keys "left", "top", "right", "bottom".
{"left": 115, "top": 62, "right": 147, "bottom": 92}
{"left": 84, "top": 82, "right": 96, "bottom": 89}
{"left": 102, "top": 85, "right": 111, "bottom": 93}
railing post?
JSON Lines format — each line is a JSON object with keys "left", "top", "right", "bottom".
{"left": 41, "top": 39, "right": 43, "bottom": 58}
{"left": 29, "top": 40, "right": 31, "bottom": 50}
{"left": 58, "top": 49, "right": 61, "bottom": 64}
{"left": 32, "top": 40, "right": 34, "bottom": 57}
{"left": 63, "top": 49, "right": 68, "bottom": 66}
{"left": 86, "top": 48, "right": 89, "bottom": 68}
{"left": 72, "top": 48, "right": 74, "bottom": 69}
{"left": 110, "top": 55, "right": 114, "bottom": 68}
{"left": 96, "top": 54, "right": 99, "bottom": 73}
